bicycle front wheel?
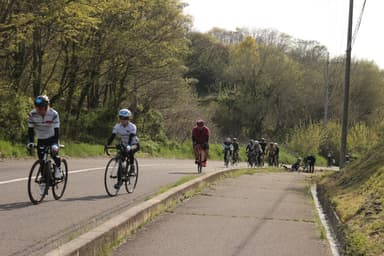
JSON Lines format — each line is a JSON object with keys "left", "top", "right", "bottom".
{"left": 125, "top": 158, "right": 139, "bottom": 193}
{"left": 52, "top": 159, "right": 68, "bottom": 200}
{"left": 105, "top": 158, "right": 120, "bottom": 196}
{"left": 28, "top": 160, "right": 47, "bottom": 204}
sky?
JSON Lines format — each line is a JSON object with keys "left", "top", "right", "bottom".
{"left": 183, "top": 0, "right": 383, "bottom": 69}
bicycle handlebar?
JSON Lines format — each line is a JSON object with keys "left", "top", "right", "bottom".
{"left": 104, "top": 145, "right": 117, "bottom": 156}
{"left": 27, "top": 144, "right": 65, "bottom": 155}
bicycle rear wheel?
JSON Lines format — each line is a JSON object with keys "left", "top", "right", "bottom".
{"left": 197, "top": 150, "right": 203, "bottom": 174}
{"left": 224, "top": 150, "right": 230, "bottom": 167}
{"left": 28, "top": 160, "right": 47, "bottom": 204}
{"left": 104, "top": 158, "right": 120, "bottom": 196}
{"left": 125, "top": 158, "right": 139, "bottom": 193}
{"left": 52, "top": 159, "right": 68, "bottom": 200}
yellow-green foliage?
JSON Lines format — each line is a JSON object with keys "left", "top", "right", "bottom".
{"left": 348, "top": 122, "right": 379, "bottom": 158}
{"left": 285, "top": 121, "right": 380, "bottom": 163}
{"left": 285, "top": 121, "right": 326, "bottom": 156}
{"left": 319, "top": 140, "right": 384, "bottom": 255}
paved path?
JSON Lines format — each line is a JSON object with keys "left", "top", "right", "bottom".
{"left": 113, "top": 172, "right": 332, "bottom": 256}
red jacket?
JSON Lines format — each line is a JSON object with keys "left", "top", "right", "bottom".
{"left": 192, "top": 126, "right": 210, "bottom": 144}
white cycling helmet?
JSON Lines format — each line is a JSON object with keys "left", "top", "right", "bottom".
{"left": 118, "top": 108, "right": 132, "bottom": 119}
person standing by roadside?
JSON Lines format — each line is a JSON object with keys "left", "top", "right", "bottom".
{"left": 306, "top": 154, "right": 316, "bottom": 173}
{"left": 327, "top": 151, "right": 333, "bottom": 167}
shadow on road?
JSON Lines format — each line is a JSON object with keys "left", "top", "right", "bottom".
{"left": 62, "top": 194, "right": 109, "bottom": 202}
{"left": 168, "top": 171, "right": 199, "bottom": 175}
{"left": 0, "top": 201, "right": 32, "bottom": 211}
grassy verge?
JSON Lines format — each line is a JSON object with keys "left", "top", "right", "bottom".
{"left": 318, "top": 142, "right": 384, "bottom": 255}
{"left": 0, "top": 139, "right": 300, "bottom": 163}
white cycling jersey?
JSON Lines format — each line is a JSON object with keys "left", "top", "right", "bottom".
{"left": 112, "top": 122, "right": 138, "bottom": 145}
{"left": 28, "top": 108, "right": 60, "bottom": 139}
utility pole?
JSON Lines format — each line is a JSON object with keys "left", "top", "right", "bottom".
{"left": 340, "top": 0, "right": 353, "bottom": 168}
{"left": 323, "top": 52, "right": 329, "bottom": 127}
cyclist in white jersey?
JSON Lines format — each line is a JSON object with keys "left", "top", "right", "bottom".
{"left": 27, "top": 95, "right": 62, "bottom": 181}
{"left": 105, "top": 108, "right": 140, "bottom": 176}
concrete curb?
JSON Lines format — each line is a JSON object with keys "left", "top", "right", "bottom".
{"left": 45, "top": 168, "right": 235, "bottom": 256}
{"left": 316, "top": 184, "right": 346, "bottom": 255}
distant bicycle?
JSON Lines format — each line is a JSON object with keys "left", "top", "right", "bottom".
{"left": 193, "top": 144, "right": 205, "bottom": 174}
{"left": 232, "top": 151, "right": 239, "bottom": 166}
{"left": 247, "top": 151, "right": 257, "bottom": 168}
{"left": 104, "top": 145, "right": 139, "bottom": 196}
{"left": 224, "top": 149, "right": 231, "bottom": 168}
{"left": 27, "top": 145, "right": 68, "bottom": 204}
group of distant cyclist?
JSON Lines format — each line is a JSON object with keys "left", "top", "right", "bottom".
{"left": 191, "top": 119, "right": 282, "bottom": 169}
{"left": 191, "top": 119, "right": 321, "bottom": 173}
{"left": 222, "top": 138, "right": 280, "bottom": 168}
{"left": 246, "top": 138, "right": 280, "bottom": 168}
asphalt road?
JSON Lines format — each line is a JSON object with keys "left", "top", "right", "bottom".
{"left": 0, "top": 157, "right": 228, "bottom": 256}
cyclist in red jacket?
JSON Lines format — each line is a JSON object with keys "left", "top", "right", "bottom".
{"left": 192, "top": 119, "right": 210, "bottom": 167}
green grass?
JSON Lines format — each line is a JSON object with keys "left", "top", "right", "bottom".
{"left": 319, "top": 141, "right": 384, "bottom": 255}
{"left": 59, "top": 142, "right": 105, "bottom": 157}
{"left": 0, "top": 140, "right": 27, "bottom": 158}
{"left": 0, "top": 139, "right": 299, "bottom": 164}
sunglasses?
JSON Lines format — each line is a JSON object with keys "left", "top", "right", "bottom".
{"left": 119, "top": 116, "right": 129, "bottom": 120}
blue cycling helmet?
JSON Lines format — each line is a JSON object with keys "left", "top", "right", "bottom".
{"left": 118, "top": 108, "right": 132, "bottom": 119}
{"left": 34, "top": 95, "right": 49, "bottom": 108}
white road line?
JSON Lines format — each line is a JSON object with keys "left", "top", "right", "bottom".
{"left": 0, "top": 167, "right": 104, "bottom": 185}
{"left": 0, "top": 164, "right": 159, "bottom": 185}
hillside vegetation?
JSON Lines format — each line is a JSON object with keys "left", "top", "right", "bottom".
{"left": 319, "top": 138, "right": 384, "bottom": 255}
{"left": 1, "top": 2, "right": 383, "bottom": 253}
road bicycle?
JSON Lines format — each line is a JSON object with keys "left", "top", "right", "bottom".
{"left": 27, "top": 145, "right": 68, "bottom": 204}
{"left": 104, "top": 145, "right": 139, "bottom": 196}
{"left": 224, "top": 149, "right": 231, "bottom": 168}
{"left": 247, "top": 151, "right": 257, "bottom": 168}
{"left": 193, "top": 144, "right": 205, "bottom": 174}
{"left": 232, "top": 150, "right": 239, "bottom": 166}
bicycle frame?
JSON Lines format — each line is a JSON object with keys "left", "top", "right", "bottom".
{"left": 36, "top": 145, "right": 60, "bottom": 186}
{"left": 27, "top": 144, "right": 67, "bottom": 204}
{"left": 193, "top": 144, "right": 204, "bottom": 173}
{"left": 104, "top": 144, "right": 138, "bottom": 196}
{"left": 224, "top": 149, "right": 231, "bottom": 167}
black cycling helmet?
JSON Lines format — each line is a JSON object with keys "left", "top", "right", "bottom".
{"left": 34, "top": 95, "right": 49, "bottom": 108}
{"left": 196, "top": 119, "right": 204, "bottom": 127}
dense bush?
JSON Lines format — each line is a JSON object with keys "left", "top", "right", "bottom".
{"left": 285, "top": 120, "right": 380, "bottom": 165}
{"left": 0, "top": 91, "right": 31, "bottom": 142}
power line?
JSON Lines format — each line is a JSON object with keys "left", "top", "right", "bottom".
{"left": 352, "top": 0, "right": 367, "bottom": 47}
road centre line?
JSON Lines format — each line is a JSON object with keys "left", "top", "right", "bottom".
{"left": 0, "top": 164, "right": 158, "bottom": 185}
